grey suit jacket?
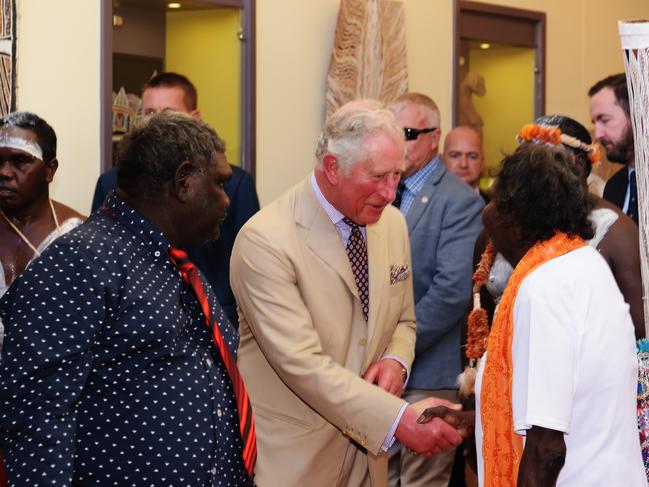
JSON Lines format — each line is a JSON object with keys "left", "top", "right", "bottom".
{"left": 404, "top": 157, "right": 484, "bottom": 390}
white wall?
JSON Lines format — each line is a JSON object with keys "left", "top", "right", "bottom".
{"left": 16, "top": 0, "right": 101, "bottom": 215}
{"left": 255, "top": 0, "right": 339, "bottom": 205}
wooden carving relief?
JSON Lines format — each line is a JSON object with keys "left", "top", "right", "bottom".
{"left": 326, "top": 0, "right": 407, "bottom": 117}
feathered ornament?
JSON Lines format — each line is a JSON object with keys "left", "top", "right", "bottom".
{"left": 457, "top": 241, "right": 495, "bottom": 399}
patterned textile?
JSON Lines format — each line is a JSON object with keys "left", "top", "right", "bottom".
{"left": 0, "top": 193, "right": 254, "bottom": 486}
{"left": 637, "top": 339, "right": 649, "bottom": 481}
{"left": 343, "top": 217, "right": 369, "bottom": 321}
{"left": 0, "top": 0, "right": 14, "bottom": 116}
{"left": 398, "top": 156, "right": 439, "bottom": 215}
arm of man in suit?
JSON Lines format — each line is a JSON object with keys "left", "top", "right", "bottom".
{"left": 414, "top": 192, "right": 483, "bottom": 356}
{"left": 231, "top": 221, "right": 461, "bottom": 455}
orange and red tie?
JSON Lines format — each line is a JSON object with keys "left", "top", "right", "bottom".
{"left": 168, "top": 247, "right": 256, "bottom": 478}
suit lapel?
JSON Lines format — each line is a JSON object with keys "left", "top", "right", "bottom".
{"left": 365, "top": 223, "right": 388, "bottom": 344}
{"left": 296, "top": 178, "right": 359, "bottom": 299}
{"left": 405, "top": 159, "right": 445, "bottom": 231}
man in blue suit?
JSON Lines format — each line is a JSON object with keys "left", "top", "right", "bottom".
{"left": 387, "top": 93, "right": 483, "bottom": 487}
{"left": 92, "top": 73, "right": 260, "bottom": 327}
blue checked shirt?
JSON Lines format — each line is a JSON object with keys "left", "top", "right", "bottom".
{"left": 399, "top": 156, "right": 440, "bottom": 215}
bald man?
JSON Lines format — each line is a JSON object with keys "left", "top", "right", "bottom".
{"left": 442, "top": 126, "right": 488, "bottom": 203}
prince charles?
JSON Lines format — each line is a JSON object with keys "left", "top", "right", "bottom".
{"left": 230, "top": 100, "right": 463, "bottom": 486}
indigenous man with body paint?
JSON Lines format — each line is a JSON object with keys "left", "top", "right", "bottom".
{"left": 0, "top": 111, "right": 84, "bottom": 486}
{"left": 0, "top": 111, "right": 84, "bottom": 341}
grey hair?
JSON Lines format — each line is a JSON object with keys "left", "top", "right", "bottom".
{"left": 388, "top": 92, "right": 441, "bottom": 128}
{"left": 117, "top": 111, "right": 225, "bottom": 195}
{"left": 315, "top": 99, "right": 403, "bottom": 174}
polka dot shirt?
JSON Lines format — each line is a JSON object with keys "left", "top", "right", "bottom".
{"left": 0, "top": 194, "right": 255, "bottom": 486}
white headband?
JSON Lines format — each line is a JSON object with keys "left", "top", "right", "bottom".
{"left": 0, "top": 133, "right": 44, "bottom": 160}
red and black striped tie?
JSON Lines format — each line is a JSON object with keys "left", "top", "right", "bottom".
{"left": 168, "top": 247, "right": 256, "bottom": 478}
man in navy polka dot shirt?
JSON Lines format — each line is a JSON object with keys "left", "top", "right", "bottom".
{"left": 0, "top": 113, "right": 255, "bottom": 486}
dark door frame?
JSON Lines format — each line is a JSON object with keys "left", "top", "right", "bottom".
{"left": 453, "top": 0, "right": 546, "bottom": 125}
{"left": 100, "top": 0, "right": 256, "bottom": 177}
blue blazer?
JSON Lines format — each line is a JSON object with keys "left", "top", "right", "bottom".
{"left": 91, "top": 165, "right": 260, "bottom": 327}
{"left": 405, "top": 158, "right": 484, "bottom": 390}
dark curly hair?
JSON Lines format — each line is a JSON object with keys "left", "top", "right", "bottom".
{"left": 492, "top": 143, "right": 594, "bottom": 248}
{"left": 534, "top": 114, "right": 593, "bottom": 177}
{"left": 117, "top": 111, "right": 225, "bottom": 196}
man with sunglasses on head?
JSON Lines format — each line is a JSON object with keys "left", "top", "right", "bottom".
{"left": 388, "top": 93, "right": 483, "bottom": 487}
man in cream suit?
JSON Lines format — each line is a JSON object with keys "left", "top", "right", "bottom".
{"left": 230, "top": 100, "right": 464, "bottom": 486}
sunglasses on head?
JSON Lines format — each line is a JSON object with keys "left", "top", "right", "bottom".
{"left": 403, "top": 127, "right": 437, "bottom": 141}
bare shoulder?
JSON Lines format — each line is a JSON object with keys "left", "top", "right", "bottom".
{"left": 593, "top": 197, "right": 639, "bottom": 265}
{"left": 594, "top": 197, "right": 638, "bottom": 240}
{"left": 52, "top": 200, "right": 86, "bottom": 222}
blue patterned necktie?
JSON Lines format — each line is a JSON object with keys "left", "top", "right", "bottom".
{"left": 343, "top": 218, "right": 369, "bottom": 321}
{"left": 628, "top": 170, "right": 638, "bottom": 225}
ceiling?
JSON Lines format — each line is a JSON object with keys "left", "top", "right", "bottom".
{"left": 114, "top": 0, "right": 229, "bottom": 11}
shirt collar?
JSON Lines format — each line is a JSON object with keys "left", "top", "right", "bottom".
{"left": 310, "top": 171, "right": 346, "bottom": 225}
{"left": 403, "top": 155, "right": 439, "bottom": 193}
{"left": 102, "top": 191, "right": 172, "bottom": 256}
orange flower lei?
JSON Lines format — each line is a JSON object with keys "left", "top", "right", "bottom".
{"left": 465, "top": 241, "right": 495, "bottom": 361}
{"left": 480, "top": 232, "right": 586, "bottom": 486}
{"left": 517, "top": 123, "right": 601, "bottom": 164}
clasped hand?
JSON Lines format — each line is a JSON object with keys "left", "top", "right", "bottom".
{"left": 395, "top": 397, "right": 472, "bottom": 457}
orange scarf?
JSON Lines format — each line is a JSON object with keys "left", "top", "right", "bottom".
{"left": 480, "top": 232, "right": 586, "bottom": 486}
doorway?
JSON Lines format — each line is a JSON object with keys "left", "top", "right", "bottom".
{"left": 101, "top": 0, "right": 256, "bottom": 176}
{"left": 454, "top": 1, "right": 545, "bottom": 185}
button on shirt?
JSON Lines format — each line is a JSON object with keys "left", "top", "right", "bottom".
{"left": 398, "top": 157, "right": 439, "bottom": 215}
{"left": 0, "top": 193, "right": 254, "bottom": 487}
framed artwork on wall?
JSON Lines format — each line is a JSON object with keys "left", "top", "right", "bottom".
{"left": 0, "top": 0, "right": 15, "bottom": 116}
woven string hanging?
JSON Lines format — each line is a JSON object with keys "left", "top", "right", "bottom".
{"left": 325, "top": 0, "right": 408, "bottom": 117}
{"left": 620, "top": 20, "right": 649, "bottom": 337}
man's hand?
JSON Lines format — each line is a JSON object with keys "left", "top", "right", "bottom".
{"left": 363, "top": 358, "right": 406, "bottom": 397}
{"left": 395, "top": 397, "right": 463, "bottom": 456}
{"left": 417, "top": 406, "right": 475, "bottom": 438}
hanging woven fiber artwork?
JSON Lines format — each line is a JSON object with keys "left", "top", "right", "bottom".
{"left": 619, "top": 19, "right": 649, "bottom": 482}
{"left": 325, "top": 0, "right": 407, "bottom": 117}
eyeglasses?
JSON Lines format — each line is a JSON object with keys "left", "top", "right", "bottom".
{"left": 403, "top": 127, "right": 437, "bottom": 141}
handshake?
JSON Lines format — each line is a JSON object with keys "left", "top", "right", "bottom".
{"left": 394, "top": 397, "right": 475, "bottom": 457}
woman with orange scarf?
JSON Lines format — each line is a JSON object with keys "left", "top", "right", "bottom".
{"left": 475, "top": 143, "right": 645, "bottom": 486}
{"left": 422, "top": 142, "right": 645, "bottom": 486}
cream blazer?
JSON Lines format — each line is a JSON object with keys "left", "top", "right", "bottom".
{"left": 231, "top": 177, "right": 416, "bottom": 486}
